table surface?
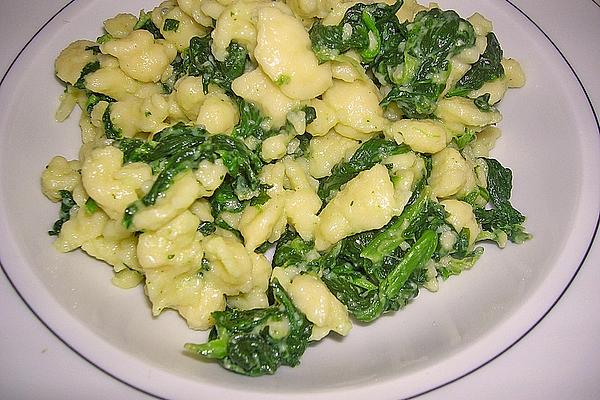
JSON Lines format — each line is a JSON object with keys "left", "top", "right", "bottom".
{"left": 1, "top": 1, "right": 599, "bottom": 399}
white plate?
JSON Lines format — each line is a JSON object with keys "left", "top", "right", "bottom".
{"left": 0, "top": 1, "right": 598, "bottom": 399}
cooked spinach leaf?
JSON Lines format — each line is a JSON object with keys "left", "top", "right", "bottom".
{"left": 163, "top": 18, "right": 180, "bottom": 32}
{"left": 120, "top": 123, "right": 262, "bottom": 228}
{"left": 197, "top": 221, "right": 217, "bottom": 236}
{"left": 318, "top": 137, "right": 410, "bottom": 202}
{"left": 309, "top": 1, "right": 404, "bottom": 63}
{"left": 437, "top": 246, "right": 484, "bottom": 279}
{"left": 360, "top": 188, "right": 429, "bottom": 264}
{"left": 447, "top": 32, "right": 504, "bottom": 98}
{"left": 165, "top": 36, "right": 248, "bottom": 94}
{"left": 273, "top": 230, "right": 317, "bottom": 270}
{"left": 102, "top": 104, "right": 121, "bottom": 140}
{"left": 73, "top": 61, "right": 100, "bottom": 90}
{"left": 133, "top": 10, "right": 164, "bottom": 39}
{"left": 323, "top": 229, "right": 436, "bottom": 322}
{"left": 48, "top": 190, "right": 77, "bottom": 236}
{"left": 474, "top": 158, "right": 531, "bottom": 244}
{"left": 185, "top": 280, "right": 312, "bottom": 376}
{"left": 85, "top": 92, "right": 115, "bottom": 115}
{"left": 84, "top": 197, "right": 99, "bottom": 214}
{"left": 381, "top": 8, "right": 475, "bottom": 118}
{"left": 473, "top": 93, "right": 496, "bottom": 112}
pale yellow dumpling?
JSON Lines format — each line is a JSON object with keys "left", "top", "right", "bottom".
{"left": 254, "top": 6, "right": 332, "bottom": 100}
{"left": 387, "top": 119, "right": 448, "bottom": 154}
{"left": 54, "top": 40, "right": 98, "bottom": 85}
{"left": 101, "top": 30, "right": 176, "bottom": 83}
{"left": 315, "top": 164, "right": 399, "bottom": 251}
{"left": 428, "top": 147, "right": 477, "bottom": 199}
{"left": 132, "top": 171, "right": 202, "bottom": 231}
{"left": 81, "top": 146, "right": 152, "bottom": 220}
{"left": 323, "top": 79, "right": 387, "bottom": 141}
{"left": 53, "top": 208, "right": 109, "bottom": 253}
{"left": 151, "top": 1, "right": 208, "bottom": 50}
{"left": 308, "top": 131, "right": 360, "bottom": 178}
{"left": 232, "top": 67, "right": 299, "bottom": 128}
{"left": 41, "top": 156, "right": 82, "bottom": 202}
{"left": 287, "top": 274, "right": 352, "bottom": 340}
{"left": 440, "top": 199, "right": 481, "bottom": 246}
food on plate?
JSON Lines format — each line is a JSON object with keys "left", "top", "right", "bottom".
{"left": 41, "top": 0, "right": 530, "bottom": 376}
